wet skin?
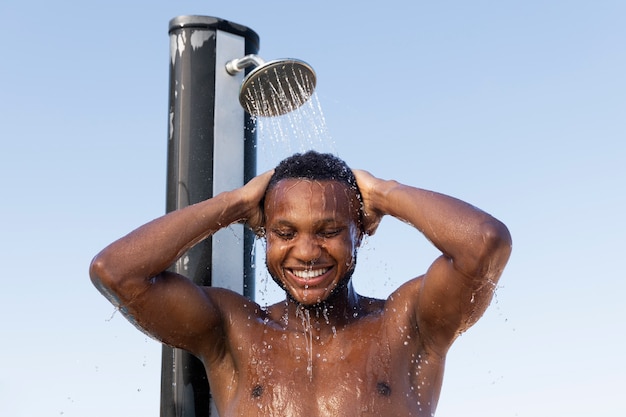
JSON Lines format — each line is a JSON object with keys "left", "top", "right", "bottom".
{"left": 193, "top": 180, "right": 443, "bottom": 416}
{"left": 90, "top": 171, "right": 511, "bottom": 417}
{"left": 202, "top": 286, "right": 444, "bottom": 417}
{"left": 263, "top": 179, "right": 362, "bottom": 306}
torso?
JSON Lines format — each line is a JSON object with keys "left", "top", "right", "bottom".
{"left": 201, "top": 287, "right": 446, "bottom": 417}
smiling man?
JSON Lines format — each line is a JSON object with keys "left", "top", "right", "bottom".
{"left": 90, "top": 150, "right": 511, "bottom": 416}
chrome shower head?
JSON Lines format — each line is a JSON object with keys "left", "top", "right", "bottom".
{"left": 226, "top": 55, "right": 316, "bottom": 117}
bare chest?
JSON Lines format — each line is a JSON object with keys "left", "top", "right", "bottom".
{"left": 213, "top": 317, "right": 440, "bottom": 417}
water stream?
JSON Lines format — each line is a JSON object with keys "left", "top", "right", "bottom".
{"left": 248, "top": 72, "right": 336, "bottom": 165}
{"left": 245, "top": 69, "right": 341, "bottom": 382}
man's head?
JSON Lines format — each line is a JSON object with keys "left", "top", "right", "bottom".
{"left": 264, "top": 151, "right": 364, "bottom": 229}
{"left": 262, "top": 151, "right": 364, "bottom": 306}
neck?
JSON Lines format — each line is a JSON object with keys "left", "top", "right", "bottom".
{"left": 274, "top": 281, "right": 364, "bottom": 334}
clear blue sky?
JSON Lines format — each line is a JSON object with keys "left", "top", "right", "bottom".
{"left": 1, "top": 1, "right": 624, "bottom": 416}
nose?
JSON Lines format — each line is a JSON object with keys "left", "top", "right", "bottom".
{"left": 293, "top": 234, "right": 322, "bottom": 264}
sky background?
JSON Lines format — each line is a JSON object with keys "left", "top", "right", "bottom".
{"left": 1, "top": 1, "right": 625, "bottom": 416}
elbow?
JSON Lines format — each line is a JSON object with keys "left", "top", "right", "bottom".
{"left": 454, "top": 219, "right": 512, "bottom": 280}
{"left": 483, "top": 219, "right": 512, "bottom": 254}
{"left": 89, "top": 251, "right": 124, "bottom": 307}
{"left": 89, "top": 253, "right": 108, "bottom": 288}
{"left": 475, "top": 219, "right": 512, "bottom": 276}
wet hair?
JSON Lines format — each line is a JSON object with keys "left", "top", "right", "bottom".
{"left": 265, "top": 150, "right": 364, "bottom": 228}
{"left": 268, "top": 150, "right": 357, "bottom": 190}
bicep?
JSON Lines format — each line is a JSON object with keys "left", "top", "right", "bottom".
{"left": 120, "top": 270, "right": 224, "bottom": 356}
{"left": 415, "top": 255, "right": 499, "bottom": 352}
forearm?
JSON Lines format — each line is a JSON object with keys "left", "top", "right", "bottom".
{"left": 369, "top": 179, "right": 511, "bottom": 277}
{"left": 90, "top": 189, "right": 250, "bottom": 292}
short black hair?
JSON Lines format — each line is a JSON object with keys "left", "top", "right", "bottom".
{"left": 268, "top": 150, "right": 358, "bottom": 190}
{"left": 265, "top": 150, "right": 364, "bottom": 229}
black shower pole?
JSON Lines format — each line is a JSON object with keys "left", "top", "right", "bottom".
{"left": 162, "top": 15, "right": 259, "bottom": 417}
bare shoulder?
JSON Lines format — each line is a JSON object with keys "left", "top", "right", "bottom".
{"left": 379, "top": 276, "right": 433, "bottom": 347}
{"left": 384, "top": 275, "right": 425, "bottom": 315}
{"left": 202, "top": 286, "right": 265, "bottom": 320}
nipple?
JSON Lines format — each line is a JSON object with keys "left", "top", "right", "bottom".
{"left": 252, "top": 385, "right": 264, "bottom": 398}
{"left": 376, "top": 382, "right": 391, "bottom": 397}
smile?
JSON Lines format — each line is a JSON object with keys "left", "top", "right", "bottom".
{"left": 291, "top": 268, "right": 330, "bottom": 279}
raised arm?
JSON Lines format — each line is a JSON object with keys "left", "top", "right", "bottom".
{"left": 354, "top": 170, "right": 512, "bottom": 352}
{"left": 89, "top": 171, "right": 272, "bottom": 356}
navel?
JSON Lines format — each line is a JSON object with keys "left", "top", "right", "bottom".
{"left": 376, "top": 381, "right": 391, "bottom": 396}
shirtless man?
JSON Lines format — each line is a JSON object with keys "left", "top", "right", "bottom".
{"left": 90, "top": 150, "right": 511, "bottom": 416}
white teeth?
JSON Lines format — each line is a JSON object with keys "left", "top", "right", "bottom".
{"left": 292, "top": 268, "right": 329, "bottom": 279}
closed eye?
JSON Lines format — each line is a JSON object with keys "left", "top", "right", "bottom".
{"left": 272, "top": 229, "right": 295, "bottom": 240}
{"left": 318, "top": 228, "right": 342, "bottom": 238}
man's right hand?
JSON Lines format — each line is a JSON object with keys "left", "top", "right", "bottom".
{"left": 239, "top": 169, "right": 274, "bottom": 236}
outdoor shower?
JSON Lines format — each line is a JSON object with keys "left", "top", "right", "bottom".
{"left": 163, "top": 15, "right": 316, "bottom": 417}
{"left": 226, "top": 55, "right": 316, "bottom": 117}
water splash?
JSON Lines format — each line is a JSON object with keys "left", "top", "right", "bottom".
{"left": 257, "top": 92, "right": 335, "bottom": 161}
{"left": 295, "top": 306, "right": 314, "bottom": 380}
{"left": 246, "top": 66, "right": 342, "bottom": 381}
{"left": 249, "top": 70, "right": 338, "bottom": 307}
{"left": 246, "top": 68, "right": 336, "bottom": 170}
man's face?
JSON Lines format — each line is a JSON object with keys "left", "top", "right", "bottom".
{"left": 264, "top": 179, "right": 362, "bottom": 306}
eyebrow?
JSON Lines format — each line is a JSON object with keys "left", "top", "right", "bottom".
{"left": 270, "top": 218, "right": 344, "bottom": 228}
